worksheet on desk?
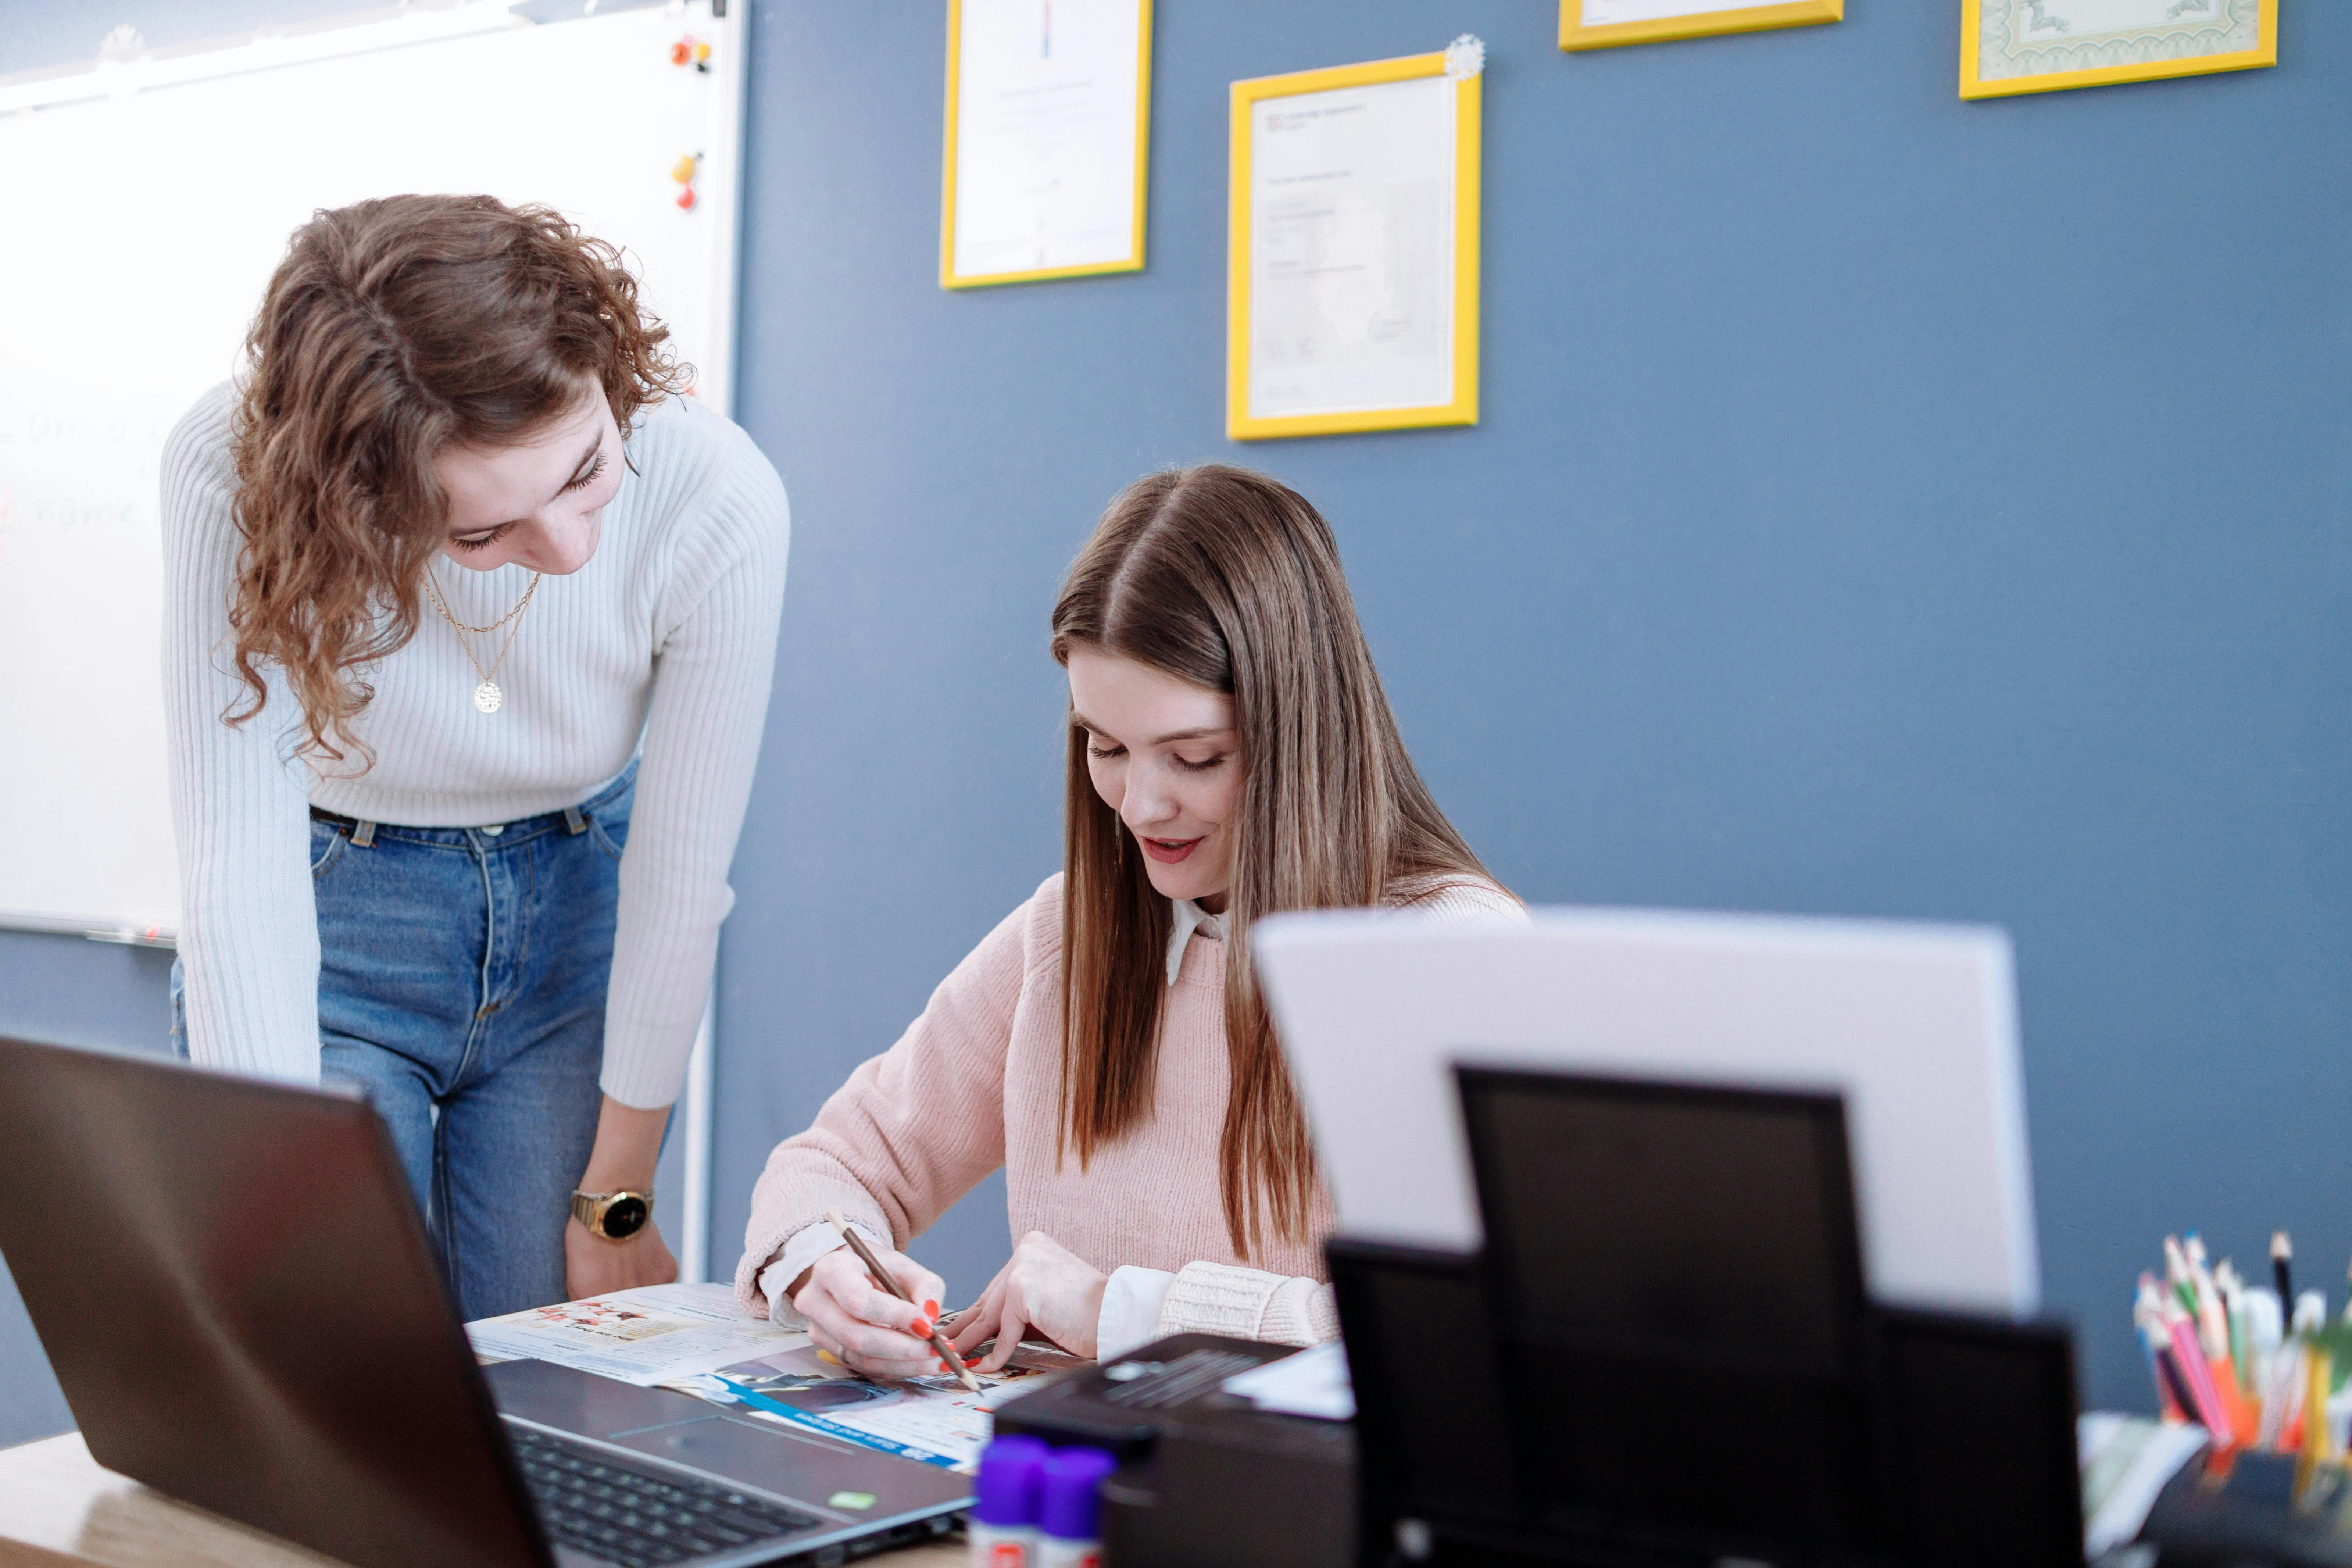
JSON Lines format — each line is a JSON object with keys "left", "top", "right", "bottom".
{"left": 465, "top": 1283, "right": 811, "bottom": 1386}
{"left": 1247, "top": 72, "right": 1457, "bottom": 421}
{"left": 707, "top": 1343, "right": 1083, "bottom": 1471}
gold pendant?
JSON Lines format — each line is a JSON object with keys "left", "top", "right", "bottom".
{"left": 473, "top": 681, "right": 504, "bottom": 714}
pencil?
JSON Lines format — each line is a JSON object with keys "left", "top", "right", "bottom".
{"left": 2163, "top": 1304, "right": 2233, "bottom": 1441}
{"left": 2216, "top": 1261, "right": 2252, "bottom": 1396}
{"left": 2137, "top": 1276, "right": 2180, "bottom": 1418}
{"left": 2155, "top": 1347, "right": 2198, "bottom": 1429}
{"left": 2274, "top": 1231, "right": 2294, "bottom": 1310}
{"left": 2308, "top": 1345, "right": 2334, "bottom": 1463}
{"left": 2186, "top": 1236, "right": 2230, "bottom": 1362}
{"left": 2165, "top": 1236, "right": 2199, "bottom": 1318}
{"left": 824, "top": 1207, "right": 983, "bottom": 1394}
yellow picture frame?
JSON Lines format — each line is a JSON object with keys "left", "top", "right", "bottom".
{"left": 1560, "top": 0, "right": 1842, "bottom": 52}
{"left": 1960, "top": 0, "right": 2276, "bottom": 100}
{"left": 1226, "top": 49, "right": 1481, "bottom": 443}
{"left": 939, "top": 0, "right": 1153, "bottom": 290}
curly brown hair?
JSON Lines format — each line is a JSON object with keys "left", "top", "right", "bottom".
{"left": 225, "top": 193, "right": 687, "bottom": 763}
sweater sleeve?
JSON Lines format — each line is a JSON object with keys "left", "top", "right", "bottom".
{"left": 161, "top": 385, "right": 324, "bottom": 1084}
{"left": 1155, "top": 1263, "right": 1339, "bottom": 1348}
{"left": 594, "top": 415, "right": 790, "bottom": 1108}
{"left": 732, "top": 893, "right": 1032, "bottom": 1317}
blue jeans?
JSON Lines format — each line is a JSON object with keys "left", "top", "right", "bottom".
{"left": 174, "top": 762, "right": 635, "bottom": 1321}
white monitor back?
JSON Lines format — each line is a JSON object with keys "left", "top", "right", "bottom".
{"left": 1253, "top": 907, "right": 2040, "bottom": 1317}
{"left": 0, "top": 0, "right": 743, "bottom": 937}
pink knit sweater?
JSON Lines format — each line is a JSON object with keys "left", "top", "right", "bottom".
{"left": 733, "top": 872, "right": 1522, "bottom": 1347}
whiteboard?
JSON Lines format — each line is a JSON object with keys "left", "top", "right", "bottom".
{"left": 0, "top": 0, "right": 747, "bottom": 939}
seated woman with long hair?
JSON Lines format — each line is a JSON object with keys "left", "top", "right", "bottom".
{"left": 732, "top": 464, "right": 1519, "bottom": 1375}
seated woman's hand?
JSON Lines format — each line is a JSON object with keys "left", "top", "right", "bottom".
{"left": 790, "top": 1240, "right": 951, "bottom": 1381}
{"left": 948, "top": 1231, "right": 1108, "bottom": 1372}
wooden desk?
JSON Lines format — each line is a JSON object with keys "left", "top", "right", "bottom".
{"left": 0, "top": 1432, "right": 963, "bottom": 1568}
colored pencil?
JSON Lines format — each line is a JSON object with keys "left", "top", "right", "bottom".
{"left": 824, "top": 1207, "right": 983, "bottom": 1394}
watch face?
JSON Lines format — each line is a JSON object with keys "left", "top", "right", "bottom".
{"left": 603, "top": 1196, "right": 649, "bottom": 1239}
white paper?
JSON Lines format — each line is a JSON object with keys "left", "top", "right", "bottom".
{"left": 1220, "top": 1340, "right": 1355, "bottom": 1421}
{"left": 1581, "top": 0, "right": 1778, "bottom": 22}
{"left": 1248, "top": 74, "right": 1456, "bottom": 421}
{"left": 2078, "top": 1412, "right": 2206, "bottom": 1558}
{"left": 465, "top": 1283, "right": 810, "bottom": 1387}
{"left": 951, "top": 0, "right": 1144, "bottom": 279}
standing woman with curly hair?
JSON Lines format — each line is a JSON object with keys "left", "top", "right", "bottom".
{"left": 162, "top": 194, "right": 789, "bottom": 1318}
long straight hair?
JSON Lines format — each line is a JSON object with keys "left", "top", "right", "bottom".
{"left": 1051, "top": 465, "right": 1495, "bottom": 1259}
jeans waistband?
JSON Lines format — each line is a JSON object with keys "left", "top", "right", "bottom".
{"left": 308, "top": 761, "right": 636, "bottom": 843}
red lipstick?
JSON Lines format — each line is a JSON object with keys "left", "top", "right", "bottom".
{"left": 1140, "top": 836, "right": 1202, "bottom": 864}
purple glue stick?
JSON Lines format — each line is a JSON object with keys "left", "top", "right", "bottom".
{"left": 969, "top": 1436, "right": 1049, "bottom": 1568}
{"left": 1035, "top": 1447, "right": 1118, "bottom": 1568}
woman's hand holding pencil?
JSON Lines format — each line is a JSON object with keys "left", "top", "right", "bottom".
{"left": 827, "top": 1209, "right": 983, "bottom": 1393}
{"left": 789, "top": 1213, "right": 979, "bottom": 1390}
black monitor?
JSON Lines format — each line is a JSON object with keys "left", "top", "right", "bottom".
{"left": 1877, "top": 1307, "right": 2083, "bottom": 1568}
{"left": 1333, "top": 1067, "right": 2088, "bottom": 1568}
{"left": 1456, "top": 1066, "right": 1884, "bottom": 1561}
{"left": 1327, "top": 1237, "right": 1515, "bottom": 1543}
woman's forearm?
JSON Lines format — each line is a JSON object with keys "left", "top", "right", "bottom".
{"left": 579, "top": 1095, "right": 669, "bottom": 1191}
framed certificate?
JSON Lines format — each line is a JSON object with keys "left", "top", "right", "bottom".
{"left": 1960, "top": 0, "right": 2276, "bottom": 99}
{"left": 1227, "top": 40, "right": 1482, "bottom": 443}
{"left": 940, "top": 0, "right": 1152, "bottom": 289}
{"left": 1561, "top": 0, "right": 1842, "bottom": 51}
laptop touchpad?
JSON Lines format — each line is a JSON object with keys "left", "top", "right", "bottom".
{"left": 614, "top": 1416, "right": 844, "bottom": 1504}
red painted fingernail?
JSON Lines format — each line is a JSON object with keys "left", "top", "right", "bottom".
{"left": 938, "top": 1360, "right": 952, "bottom": 1372}
{"left": 909, "top": 1317, "right": 932, "bottom": 1337}
{"left": 924, "top": 1299, "right": 940, "bottom": 1317}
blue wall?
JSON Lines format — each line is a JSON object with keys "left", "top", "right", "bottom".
{"left": 726, "top": 0, "right": 2352, "bottom": 1421}
{"left": 5, "top": 0, "right": 2349, "bottom": 1447}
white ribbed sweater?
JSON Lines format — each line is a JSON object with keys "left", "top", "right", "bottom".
{"left": 161, "top": 382, "right": 790, "bottom": 1107}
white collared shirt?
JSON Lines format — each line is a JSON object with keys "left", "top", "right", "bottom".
{"left": 1166, "top": 897, "right": 1225, "bottom": 986}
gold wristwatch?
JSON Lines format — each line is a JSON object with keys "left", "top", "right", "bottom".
{"left": 570, "top": 1188, "right": 654, "bottom": 1242}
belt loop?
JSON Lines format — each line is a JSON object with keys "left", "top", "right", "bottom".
{"left": 564, "top": 806, "right": 588, "bottom": 836}
{"left": 351, "top": 819, "right": 378, "bottom": 849}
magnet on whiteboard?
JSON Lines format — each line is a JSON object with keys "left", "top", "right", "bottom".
{"left": 97, "top": 25, "right": 146, "bottom": 64}
{"left": 1443, "top": 34, "right": 1485, "bottom": 82}
{"left": 671, "top": 153, "right": 698, "bottom": 184}
{"left": 676, "top": 187, "right": 697, "bottom": 211}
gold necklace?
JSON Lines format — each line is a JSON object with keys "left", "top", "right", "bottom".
{"left": 420, "top": 567, "right": 542, "bottom": 713}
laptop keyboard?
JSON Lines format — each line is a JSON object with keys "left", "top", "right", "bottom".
{"left": 509, "top": 1423, "right": 825, "bottom": 1566}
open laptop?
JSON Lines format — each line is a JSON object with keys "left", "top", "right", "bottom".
{"left": 0, "top": 1034, "right": 970, "bottom": 1568}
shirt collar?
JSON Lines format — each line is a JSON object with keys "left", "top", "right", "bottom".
{"left": 1166, "top": 898, "right": 1225, "bottom": 986}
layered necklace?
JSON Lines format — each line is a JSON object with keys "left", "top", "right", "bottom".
{"left": 420, "top": 565, "right": 543, "bottom": 714}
